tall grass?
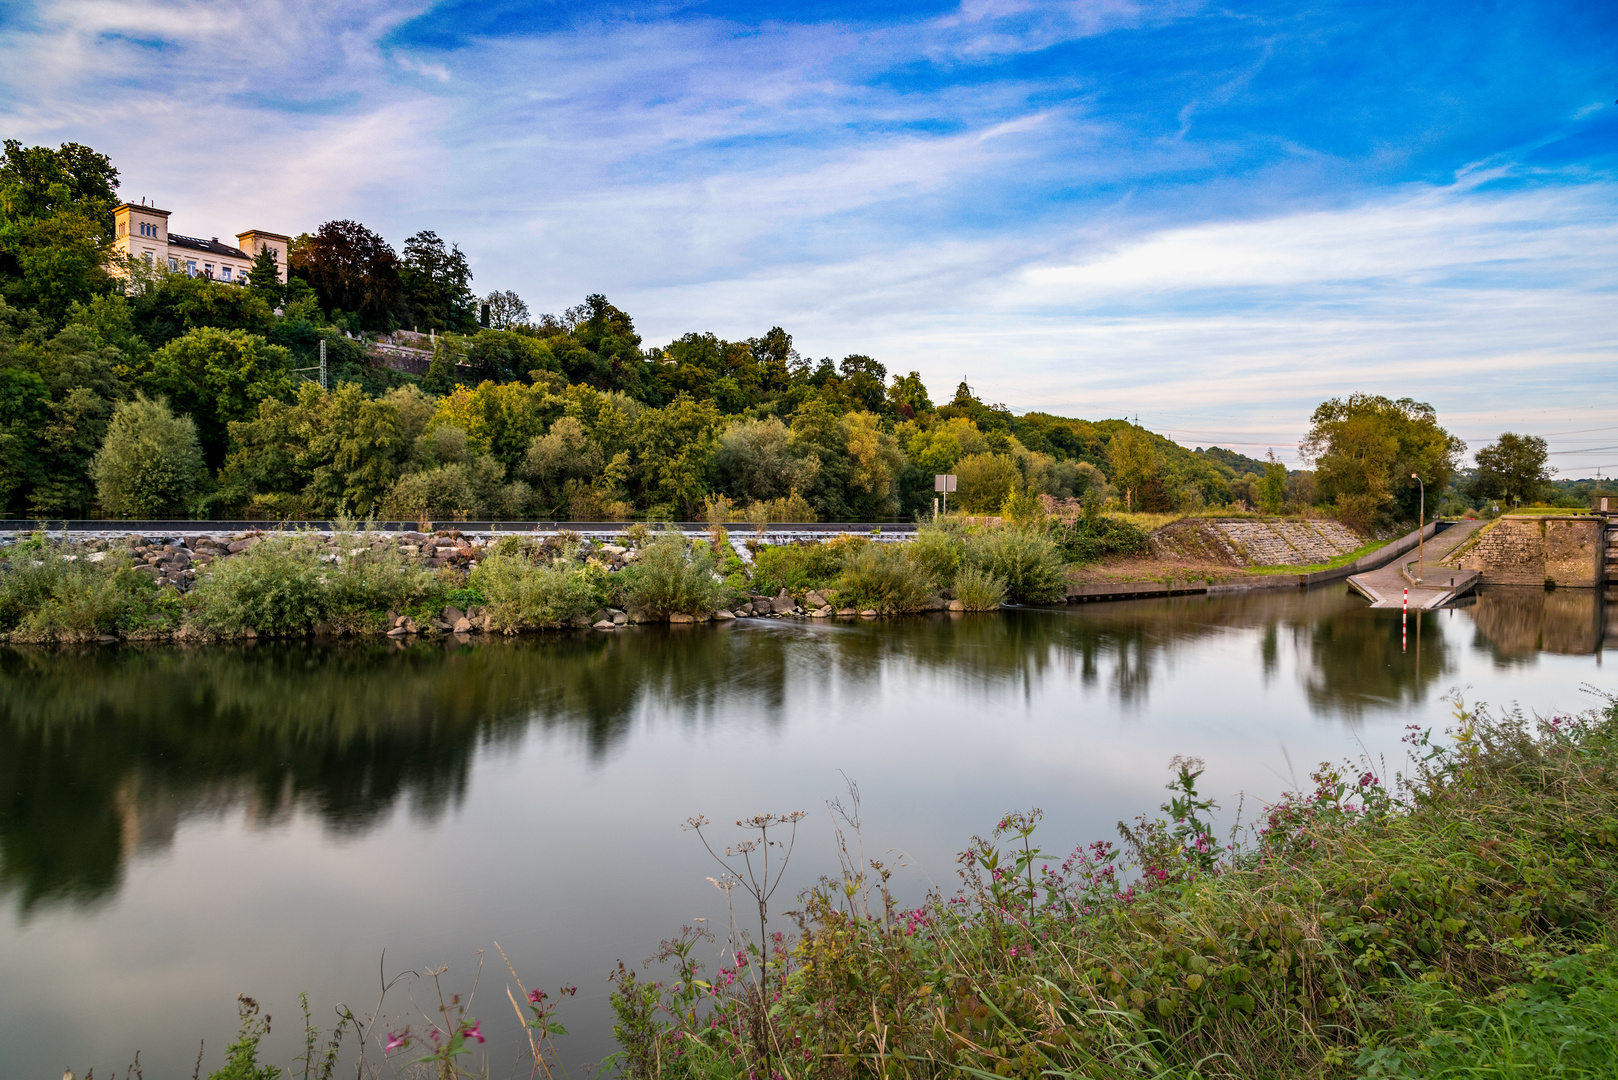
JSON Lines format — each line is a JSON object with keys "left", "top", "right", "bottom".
{"left": 611, "top": 694, "right": 1618, "bottom": 1080}
{"left": 188, "top": 533, "right": 331, "bottom": 637}
{"left": 951, "top": 563, "right": 1007, "bottom": 610}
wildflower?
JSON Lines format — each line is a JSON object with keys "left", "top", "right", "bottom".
{"left": 384, "top": 1030, "right": 411, "bottom": 1054}
{"left": 463, "top": 1020, "right": 485, "bottom": 1043}
{"left": 528, "top": 988, "right": 546, "bottom": 1004}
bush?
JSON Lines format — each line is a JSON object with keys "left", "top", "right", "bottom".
{"left": 322, "top": 521, "right": 439, "bottom": 631}
{"left": 964, "top": 525, "right": 1067, "bottom": 603}
{"left": 748, "top": 540, "right": 846, "bottom": 596}
{"left": 832, "top": 541, "right": 935, "bottom": 613}
{"left": 0, "top": 537, "right": 173, "bottom": 640}
{"left": 621, "top": 534, "right": 725, "bottom": 618}
{"left": 1052, "top": 508, "right": 1151, "bottom": 563}
{"left": 188, "top": 533, "right": 329, "bottom": 637}
{"left": 907, "top": 525, "right": 965, "bottom": 590}
{"left": 950, "top": 564, "right": 1006, "bottom": 610}
{"left": 90, "top": 393, "right": 207, "bottom": 517}
{"left": 470, "top": 550, "right": 598, "bottom": 632}
{"left": 1335, "top": 492, "right": 1383, "bottom": 535}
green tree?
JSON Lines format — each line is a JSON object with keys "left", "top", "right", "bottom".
{"left": 1303, "top": 394, "right": 1465, "bottom": 524}
{"left": 246, "top": 243, "right": 283, "bottom": 300}
{"left": 1468, "top": 432, "right": 1551, "bottom": 507}
{"left": 91, "top": 393, "right": 205, "bottom": 517}
{"left": 0, "top": 140, "right": 121, "bottom": 326}
{"left": 1259, "top": 453, "right": 1287, "bottom": 514}
{"left": 1106, "top": 425, "right": 1162, "bottom": 512}
{"left": 401, "top": 230, "right": 476, "bottom": 331}
{"left": 887, "top": 371, "right": 933, "bottom": 419}
{"left": 632, "top": 394, "right": 721, "bottom": 518}
{"left": 482, "top": 288, "right": 528, "bottom": 331}
{"left": 134, "top": 327, "right": 295, "bottom": 468}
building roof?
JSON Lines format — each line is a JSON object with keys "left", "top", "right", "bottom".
{"left": 168, "top": 233, "right": 250, "bottom": 260}
{"left": 114, "top": 202, "right": 171, "bottom": 216}
{"left": 238, "top": 228, "right": 291, "bottom": 242}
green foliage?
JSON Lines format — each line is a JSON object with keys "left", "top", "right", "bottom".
{"left": 907, "top": 524, "right": 966, "bottom": 590}
{"left": 950, "top": 563, "right": 1006, "bottom": 610}
{"left": 131, "top": 326, "right": 295, "bottom": 467}
{"left": 954, "top": 451, "right": 1019, "bottom": 512}
{"left": 0, "top": 536, "right": 173, "bottom": 640}
{"left": 1304, "top": 393, "right": 1466, "bottom": 524}
{"left": 90, "top": 392, "right": 206, "bottom": 517}
{"left": 621, "top": 534, "right": 725, "bottom": 618}
{"left": 322, "top": 523, "right": 438, "bottom": 631}
{"left": 1051, "top": 507, "right": 1152, "bottom": 563}
{"left": 205, "top": 996, "right": 282, "bottom": 1080}
{"left": 618, "top": 695, "right": 1618, "bottom": 1080}
{"left": 0, "top": 140, "right": 119, "bottom": 326}
{"left": 832, "top": 540, "right": 936, "bottom": 613}
{"left": 747, "top": 540, "right": 846, "bottom": 596}
{"left": 189, "top": 533, "right": 329, "bottom": 637}
{"left": 1468, "top": 432, "right": 1552, "bottom": 508}
{"left": 470, "top": 550, "right": 599, "bottom": 631}
{"left": 964, "top": 525, "right": 1068, "bottom": 603}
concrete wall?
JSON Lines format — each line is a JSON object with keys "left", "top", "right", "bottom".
{"left": 1458, "top": 516, "right": 1604, "bottom": 588}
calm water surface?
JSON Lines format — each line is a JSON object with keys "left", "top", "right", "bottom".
{"left": 2, "top": 586, "right": 1613, "bottom": 1076}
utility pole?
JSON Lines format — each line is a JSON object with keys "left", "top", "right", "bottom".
{"left": 318, "top": 338, "right": 327, "bottom": 390}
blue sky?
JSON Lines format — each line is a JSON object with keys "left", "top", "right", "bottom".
{"left": 2, "top": 0, "right": 1614, "bottom": 470}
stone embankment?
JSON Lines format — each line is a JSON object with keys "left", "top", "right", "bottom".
{"left": 1455, "top": 515, "right": 1606, "bottom": 588}
{"left": 1148, "top": 518, "right": 1365, "bottom": 567}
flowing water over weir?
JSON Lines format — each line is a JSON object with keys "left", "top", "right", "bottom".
{"left": 1, "top": 587, "right": 1614, "bottom": 1076}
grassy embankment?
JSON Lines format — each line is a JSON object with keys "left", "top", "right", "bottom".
{"left": 608, "top": 694, "right": 1618, "bottom": 1080}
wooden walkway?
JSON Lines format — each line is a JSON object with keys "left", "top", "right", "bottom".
{"left": 1347, "top": 519, "right": 1484, "bottom": 609}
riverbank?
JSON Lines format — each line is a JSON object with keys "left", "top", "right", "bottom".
{"left": 611, "top": 691, "right": 1618, "bottom": 1080}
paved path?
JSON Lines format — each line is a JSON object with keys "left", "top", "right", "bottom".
{"left": 1347, "top": 520, "right": 1484, "bottom": 609}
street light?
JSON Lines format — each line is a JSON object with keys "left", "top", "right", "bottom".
{"left": 1411, "top": 473, "right": 1425, "bottom": 583}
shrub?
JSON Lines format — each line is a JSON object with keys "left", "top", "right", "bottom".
{"left": 470, "top": 550, "right": 598, "bottom": 632}
{"left": 0, "top": 537, "right": 173, "bottom": 640}
{"left": 188, "top": 533, "right": 329, "bottom": 637}
{"left": 1052, "top": 507, "right": 1151, "bottom": 563}
{"left": 1334, "top": 492, "right": 1383, "bottom": 535}
{"left": 748, "top": 540, "right": 846, "bottom": 596}
{"left": 323, "top": 522, "right": 439, "bottom": 631}
{"left": 832, "top": 541, "right": 935, "bottom": 613}
{"left": 964, "top": 525, "right": 1067, "bottom": 603}
{"left": 906, "top": 525, "right": 965, "bottom": 590}
{"left": 954, "top": 452, "right": 1020, "bottom": 512}
{"left": 90, "top": 392, "right": 207, "bottom": 517}
{"left": 621, "top": 534, "right": 725, "bottom": 618}
{"left": 951, "top": 564, "right": 1006, "bottom": 610}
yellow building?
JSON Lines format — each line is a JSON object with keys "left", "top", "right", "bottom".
{"left": 112, "top": 201, "right": 290, "bottom": 284}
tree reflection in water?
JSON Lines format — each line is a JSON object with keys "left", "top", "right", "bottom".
{"left": 0, "top": 586, "right": 1594, "bottom": 915}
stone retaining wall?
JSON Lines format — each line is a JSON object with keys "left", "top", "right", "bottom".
{"left": 1458, "top": 516, "right": 1604, "bottom": 588}
{"left": 1149, "top": 518, "right": 1365, "bottom": 567}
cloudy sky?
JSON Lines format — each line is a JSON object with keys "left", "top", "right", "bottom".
{"left": 2, "top": 0, "right": 1614, "bottom": 469}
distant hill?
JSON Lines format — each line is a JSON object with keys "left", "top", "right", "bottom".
{"left": 1193, "top": 446, "right": 1274, "bottom": 479}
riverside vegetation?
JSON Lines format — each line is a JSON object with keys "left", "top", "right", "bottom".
{"left": 0, "top": 507, "right": 1150, "bottom": 641}
{"left": 86, "top": 690, "right": 1618, "bottom": 1079}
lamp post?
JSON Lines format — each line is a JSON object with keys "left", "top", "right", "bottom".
{"left": 1411, "top": 473, "right": 1425, "bottom": 583}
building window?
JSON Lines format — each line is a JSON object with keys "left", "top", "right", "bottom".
{"left": 187, "top": 260, "right": 197, "bottom": 276}
{"left": 221, "top": 266, "right": 232, "bottom": 281}
{"left": 143, "top": 251, "right": 153, "bottom": 264}
{"left": 169, "top": 257, "right": 178, "bottom": 271}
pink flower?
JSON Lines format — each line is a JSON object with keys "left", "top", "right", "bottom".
{"left": 463, "top": 1020, "right": 485, "bottom": 1044}
{"left": 384, "top": 1030, "right": 411, "bottom": 1055}
{"left": 528, "top": 988, "right": 546, "bottom": 1004}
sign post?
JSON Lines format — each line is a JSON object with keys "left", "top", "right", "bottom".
{"left": 934, "top": 474, "right": 957, "bottom": 519}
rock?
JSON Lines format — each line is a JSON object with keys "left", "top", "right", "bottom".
{"left": 476, "top": 614, "right": 492, "bottom": 631}
{"left": 387, "top": 626, "right": 409, "bottom": 637}
{"left": 669, "top": 612, "right": 695, "bottom": 623}
{"left": 923, "top": 596, "right": 946, "bottom": 611}
{"left": 594, "top": 619, "right": 616, "bottom": 630}
{"left": 810, "top": 607, "right": 832, "bottom": 618}
{"left": 227, "top": 538, "right": 256, "bottom": 553}
{"left": 713, "top": 608, "right": 735, "bottom": 620}
{"left": 771, "top": 595, "right": 796, "bottom": 614}
{"left": 402, "top": 617, "right": 418, "bottom": 634}
{"left": 133, "top": 564, "right": 159, "bottom": 576}
{"left": 442, "top": 605, "right": 466, "bottom": 624}
{"left": 591, "top": 609, "right": 610, "bottom": 624}
{"left": 453, "top": 617, "right": 473, "bottom": 633}
{"left": 860, "top": 609, "right": 878, "bottom": 617}
{"left": 805, "top": 590, "right": 827, "bottom": 608}
{"left": 601, "top": 544, "right": 626, "bottom": 557}
{"left": 837, "top": 607, "right": 857, "bottom": 616}
{"left": 468, "top": 605, "right": 486, "bottom": 619}
{"left": 431, "top": 618, "right": 452, "bottom": 632}
{"left": 734, "top": 609, "right": 750, "bottom": 618}
{"left": 97, "top": 634, "right": 117, "bottom": 643}
{"left": 612, "top": 612, "right": 627, "bottom": 625}
{"left": 947, "top": 600, "right": 965, "bottom": 611}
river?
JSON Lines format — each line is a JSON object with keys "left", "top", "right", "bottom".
{"left": 2, "top": 585, "right": 1612, "bottom": 1077}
